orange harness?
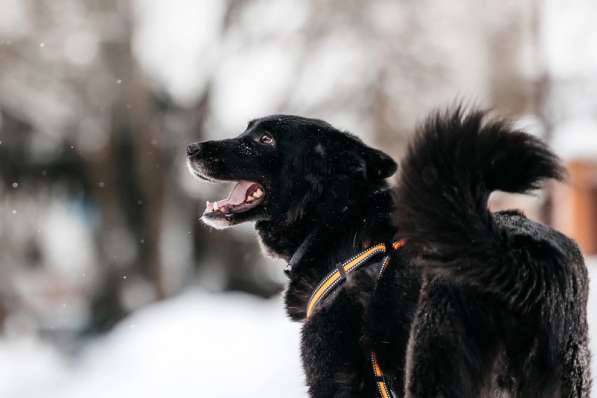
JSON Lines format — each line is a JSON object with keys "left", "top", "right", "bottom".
{"left": 305, "top": 239, "right": 406, "bottom": 398}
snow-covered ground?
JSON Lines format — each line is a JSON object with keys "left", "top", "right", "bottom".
{"left": 0, "top": 292, "right": 306, "bottom": 398}
{"left": 1, "top": 259, "right": 596, "bottom": 398}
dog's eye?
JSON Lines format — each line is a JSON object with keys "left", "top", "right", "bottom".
{"left": 259, "top": 133, "right": 274, "bottom": 145}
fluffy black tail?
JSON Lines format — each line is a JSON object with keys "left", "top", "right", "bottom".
{"left": 395, "top": 108, "right": 565, "bottom": 287}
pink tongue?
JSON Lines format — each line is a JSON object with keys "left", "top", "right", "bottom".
{"left": 216, "top": 180, "right": 254, "bottom": 207}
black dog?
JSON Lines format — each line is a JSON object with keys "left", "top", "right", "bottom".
{"left": 187, "top": 110, "right": 590, "bottom": 397}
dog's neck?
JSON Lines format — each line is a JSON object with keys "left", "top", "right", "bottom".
{"left": 255, "top": 213, "right": 317, "bottom": 263}
{"left": 256, "top": 184, "right": 396, "bottom": 320}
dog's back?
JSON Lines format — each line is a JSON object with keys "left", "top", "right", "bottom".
{"left": 395, "top": 109, "right": 591, "bottom": 397}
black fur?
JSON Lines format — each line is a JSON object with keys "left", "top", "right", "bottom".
{"left": 187, "top": 109, "right": 591, "bottom": 397}
{"left": 396, "top": 109, "right": 590, "bottom": 397}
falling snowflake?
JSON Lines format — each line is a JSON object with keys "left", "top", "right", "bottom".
{"left": 116, "top": 79, "right": 122, "bottom": 84}
{"left": 39, "top": 42, "right": 45, "bottom": 48}
{"left": 11, "top": 182, "right": 18, "bottom": 188}
{"left": 98, "top": 181, "right": 105, "bottom": 188}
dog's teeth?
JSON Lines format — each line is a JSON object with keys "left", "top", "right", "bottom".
{"left": 254, "top": 189, "right": 263, "bottom": 198}
{"left": 213, "top": 202, "right": 219, "bottom": 210}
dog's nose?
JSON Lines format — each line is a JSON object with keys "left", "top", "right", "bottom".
{"left": 186, "top": 142, "right": 202, "bottom": 157}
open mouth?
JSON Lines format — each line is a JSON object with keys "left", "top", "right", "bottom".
{"left": 203, "top": 180, "right": 265, "bottom": 216}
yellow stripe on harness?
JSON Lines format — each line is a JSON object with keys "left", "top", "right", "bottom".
{"left": 305, "top": 243, "right": 388, "bottom": 319}
{"left": 371, "top": 352, "right": 392, "bottom": 398}
{"left": 392, "top": 240, "right": 406, "bottom": 250}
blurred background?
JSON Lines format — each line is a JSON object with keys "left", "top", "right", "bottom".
{"left": 0, "top": 0, "right": 596, "bottom": 397}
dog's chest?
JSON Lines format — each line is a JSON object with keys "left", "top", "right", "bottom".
{"left": 300, "top": 281, "right": 377, "bottom": 392}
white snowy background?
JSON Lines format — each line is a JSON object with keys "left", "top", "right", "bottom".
{"left": 0, "top": 0, "right": 596, "bottom": 397}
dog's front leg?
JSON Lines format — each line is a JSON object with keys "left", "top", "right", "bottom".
{"left": 301, "top": 330, "right": 366, "bottom": 398}
{"left": 300, "top": 294, "right": 371, "bottom": 398}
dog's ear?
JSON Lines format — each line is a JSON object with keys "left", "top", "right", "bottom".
{"left": 342, "top": 137, "right": 397, "bottom": 180}
{"left": 361, "top": 146, "right": 397, "bottom": 179}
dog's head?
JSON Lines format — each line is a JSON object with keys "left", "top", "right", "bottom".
{"left": 187, "top": 115, "right": 397, "bottom": 229}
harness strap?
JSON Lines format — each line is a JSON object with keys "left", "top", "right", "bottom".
{"left": 371, "top": 352, "right": 393, "bottom": 398}
{"left": 306, "top": 242, "right": 388, "bottom": 318}
{"left": 370, "top": 239, "right": 405, "bottom": 398}
{"left": 285, "top": 230, "right": 318, "bottom": 276}
{"left": 304, "top": 238, "right": 406, "bottom": 398}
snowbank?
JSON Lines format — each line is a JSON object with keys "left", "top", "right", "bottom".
{"left": 0, "top": 291, "right": 306, "bottom": 398}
